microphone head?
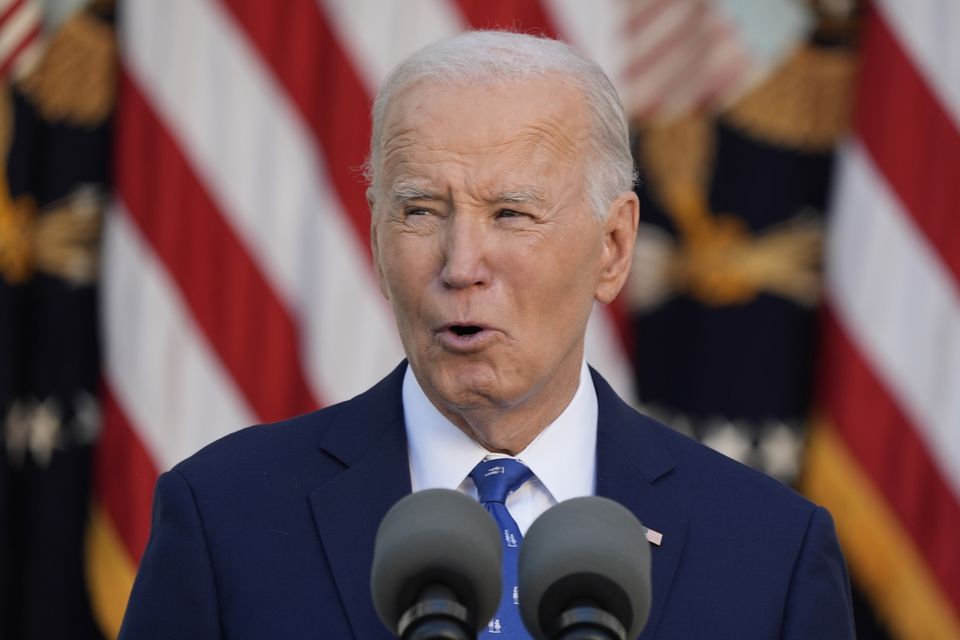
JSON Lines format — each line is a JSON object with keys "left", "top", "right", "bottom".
{"left": 519, "top": 496, "right": 652, "bottom": 640}
{"left": 371, "top": 488, "right": 503, "bottom": 634}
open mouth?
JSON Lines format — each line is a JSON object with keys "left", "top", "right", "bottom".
{"left": 449, "top": 325, "right": 483, "bottom": 337}
{"left": 438, "top": 323, "right": 493, "bottom": 351}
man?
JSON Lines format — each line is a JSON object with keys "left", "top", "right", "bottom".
{"left": 120, "top": 31, "right": 854, "bottom": 639}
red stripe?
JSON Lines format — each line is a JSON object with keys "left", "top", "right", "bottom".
{"left": 0, "top": 20, "right": 39, "bottom": 77}
{"left": 454, "top": 0, "right": 559, "bottom": 38}
{"left": 95, "top": 382, "right": 159, "bottom": 563}
{"left": 818, "top": 308, "right": 960, "bottom": 610}
{"left": 217, "top": 0, "right": 373, "bottom": 254}
{"left": 115, "top": 71, "right": 319, "bottom": 422}
{"left": 854, "top": 6, "right": 960, "bottom": 286}
{"left": 0, "top": 0, "right": 25, "bottom": 28}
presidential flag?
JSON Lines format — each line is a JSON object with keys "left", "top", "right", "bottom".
{"left": 1, "top": 1, "right": 113, "bottom": 637}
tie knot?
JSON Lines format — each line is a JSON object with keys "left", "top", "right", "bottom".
{"left": 470, "top": 458, "right": 532, "bottom": 504}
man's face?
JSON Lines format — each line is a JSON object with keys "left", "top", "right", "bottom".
{"left": 371, "top": 77, "right": 631, "bottom": 439}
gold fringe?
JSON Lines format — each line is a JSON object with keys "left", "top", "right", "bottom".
{"left": 86, "top": 503, "right": 136, "bottom": 640}
{"left": 723, "top": 44, "right": 856, "bottom": 152}
{"left": 802, "top": 421, "right": 960, "bottom": 640}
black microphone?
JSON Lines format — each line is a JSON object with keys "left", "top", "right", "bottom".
{"left": 519, "top": 497, "right": 652, "bottom": 640}
{"left": 371, "top": 488, "right": 503, "bottom": 639}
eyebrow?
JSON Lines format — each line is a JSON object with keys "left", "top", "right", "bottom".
{"left": 389, "top": 182, "right": 546, "bottom": 207}
{"left": 495, "top": 186, "right": 546, "bottom": 205}
{"left": 390, "top": 183, "right": 437, "bottom": 204}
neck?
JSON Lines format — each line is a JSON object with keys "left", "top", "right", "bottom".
{"left": 429, "top": 362, "right": 583, "bottom": 456}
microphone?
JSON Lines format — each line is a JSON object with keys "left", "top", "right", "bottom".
{"left": 371, "top": 488, "right": 503, "bottom": 639}
{"left": 519, "top": 497, "right": 652, "bottom": 640}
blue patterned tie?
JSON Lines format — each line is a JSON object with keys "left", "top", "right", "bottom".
{"left": 470, "top": 458, "right": 533, "bottom": 638}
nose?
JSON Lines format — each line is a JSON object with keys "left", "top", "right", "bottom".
{"left": 440, "top": 214, "right": 491, "bottom": 289}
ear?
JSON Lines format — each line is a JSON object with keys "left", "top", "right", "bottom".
{"left": 594, "top": 191, "right": 639, "bottom": 304}
{"left": 368, "top": 190, "right": 390, "bottom": 300}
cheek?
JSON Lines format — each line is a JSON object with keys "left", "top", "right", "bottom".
{"left": 379, "top": 242, "right": 434, "bottom": 320}
{"left": 528, "top": 232, "right": 601, "bottom": 294}
{"left": 508, "top": 242, "right": 598, "bottom": 329}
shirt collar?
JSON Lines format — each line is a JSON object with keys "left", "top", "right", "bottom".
{"left": 403, "top": 360, "right": 597, "bottom": 502}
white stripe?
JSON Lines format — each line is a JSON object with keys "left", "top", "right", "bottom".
{"left": 102, "top": 203, "right": 255, "bottom": 471}
{"left": 827, "top": 140, "right": 960, "bottom": 497}
{"left": 319, "top": 0, "right": 464, "bottom": 95}
{"left": 0, "top": 0, "right": 40, "bottom": 62}
{"left": 875, "top": 0, "right": 960, "bottom": 131}
{"left": 122, "top": 0, "right": 404, "bottom": 404}
{"left": 546, "top": 0, "right": 632, "bottom": 92}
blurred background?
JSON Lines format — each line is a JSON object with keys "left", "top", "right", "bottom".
{"left": 0, "top": 0, "right": 957, "bottom": 638}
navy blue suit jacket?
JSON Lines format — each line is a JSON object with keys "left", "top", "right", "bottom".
{"left": 120, "top": 363, "right": 854, "bottom": 639}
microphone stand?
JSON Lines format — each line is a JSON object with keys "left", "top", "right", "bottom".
{"left": 546, "top": 600, "right": 627, "bottom": 640}
{"left": 397, "top": 584, "right": 474, "bottom": 640}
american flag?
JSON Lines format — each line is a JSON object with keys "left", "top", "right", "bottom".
{"left": 644, "top": 526, "right": 663, "bottom": 547}
{"left": 803, "top": 0, "right": 960, "bottom": 637}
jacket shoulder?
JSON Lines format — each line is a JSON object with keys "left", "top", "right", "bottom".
{"left": 591, "top": 365, "right": 815, "bottom": 522}
{"left": 652, "top": 416, "right": 813, "bottom": 514}
{"left": 172, "top": 362, "right": 407, "bottom": 489}
{"left": 169, "top": 404, "right": 346, "bottom": 495}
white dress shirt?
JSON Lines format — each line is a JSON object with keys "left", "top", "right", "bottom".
{"left": 403, "top": 360, "right": 598, "bottom": 534}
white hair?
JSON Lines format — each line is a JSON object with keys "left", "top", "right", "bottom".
{"left": 366, "top": 30, "right": 636, "bottom": 220}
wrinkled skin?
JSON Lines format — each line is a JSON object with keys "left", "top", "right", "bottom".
{"left": 370, "top": 77, "right": 638, "bottom": 454}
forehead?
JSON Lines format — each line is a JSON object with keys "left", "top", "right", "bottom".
{"left": 379, "top": 77, "right": 589, "bottom": 193}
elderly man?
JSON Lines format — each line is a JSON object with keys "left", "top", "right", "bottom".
{"left": 120, "top": 31, "right": 854, "bottom": 639}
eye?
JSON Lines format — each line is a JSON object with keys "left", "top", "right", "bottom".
{"left": 496, "top": 209, "right": 526, "bottom": 219}
{"left": 405, "top": 207, "right": 433, "bottom": 217}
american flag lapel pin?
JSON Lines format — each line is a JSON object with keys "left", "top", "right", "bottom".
{"left": 645, "top": 526, "right": 663, "bottom": 546}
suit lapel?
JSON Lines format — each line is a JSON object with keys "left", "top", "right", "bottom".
{"left": 593, "top": 370, "right": 687, "bottom": 640}
{"left": 309, "top": 364, "right": 412, "bottom": 640}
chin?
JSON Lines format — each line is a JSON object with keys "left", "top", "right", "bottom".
{"left": 430, "top": 360, "right": 511, "bottom": 408}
